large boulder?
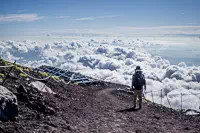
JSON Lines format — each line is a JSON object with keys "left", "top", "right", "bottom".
{"left": 30, "top": 81, "right": 56, "bottom": 94}
{"left": 0, "top": 85, "right": 18, "bottom": 121}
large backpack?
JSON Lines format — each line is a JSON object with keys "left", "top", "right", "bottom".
{"left": 133, "top": 71, "right": 145, "bottom": 89}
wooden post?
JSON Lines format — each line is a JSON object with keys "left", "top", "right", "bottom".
{"left": 180, "top": 93, "right": 183, "bottom": 120}
{"left": 2, "top": 60, "right": 16, "bottom": 85}
{"left": 41, "top": 74, "right": 53, "bottom": 92}
{"left": 161, "top": 89, "right": 163, "bottom": 105}
{"left": 181, "top": 93, "right": 183, "bottom": 112}
{"left": 166, "top": 95, "right": 172, "bottom": 108}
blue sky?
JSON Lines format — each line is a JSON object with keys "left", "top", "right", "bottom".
{"left": 0, "top": 0, "right": 200, "bottom": 38}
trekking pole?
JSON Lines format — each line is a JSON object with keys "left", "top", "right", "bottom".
{"left": 143, "top": 90, "right": 146, "bottom": 99}
{"left": 2, "top": 60, "right": 16, "bottom": 85}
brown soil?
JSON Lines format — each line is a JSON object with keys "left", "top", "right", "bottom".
{"left": 0, "top": 63, "right": 200, "bottom": 133}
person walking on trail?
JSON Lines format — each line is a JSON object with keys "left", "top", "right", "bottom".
{"left": 131, "top": 66, "right": 146, "bottom": 109}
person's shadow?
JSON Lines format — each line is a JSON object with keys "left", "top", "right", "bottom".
{"left": 117, "top": 107, "right": 140, "bottom": 113}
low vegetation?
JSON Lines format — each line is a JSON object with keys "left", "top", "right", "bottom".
{"left": 15, "top": 66, "right": 23, "bottom": 72}
{"left": 52, "top": 76, "right": 60, "bottom": 81}
{"left": 39, "top": 71, "right": 49, "bottom": 77}
{"left": 19, "top": 73, "right": 28, "bottom": 77}
{"left": 0, "top": 73, "right": 4, "bottom": 78}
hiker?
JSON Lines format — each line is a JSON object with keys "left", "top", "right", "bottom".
{"left": 131, "top": 66, "right": 146, "bottom": 109}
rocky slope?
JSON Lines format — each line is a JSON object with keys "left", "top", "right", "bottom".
{"left": 0, "top": 59, "right": 199, "bottom": 133}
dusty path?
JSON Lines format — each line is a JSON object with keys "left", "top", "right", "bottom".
{"left": 0, "top": 59, "right": 199, "bottom": 133}
{"left": 89, "top": 87, "right": 131, "bottom": 132}
{"left": 79, "top": 86, "right": 200, "bottom": 133}
{"left": 1, "top": 79, "right": 200, "bottom": 133}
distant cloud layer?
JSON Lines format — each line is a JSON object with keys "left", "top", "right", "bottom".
{"left": 0, "top": 14, "right": 43, "bottom": 22}
{"left": 1, "top": 38, "right": 200, "bottom": 112}
{"left": 116, "top": 26, "right": 200, "bottom": 35}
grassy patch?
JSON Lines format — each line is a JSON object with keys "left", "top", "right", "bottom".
{"left": 39, "top": 71, "right": 49, "bottom": 77}
{"left": 15, "top": 64, "right": 21, "bottom": 67}
{"left": 28, "top": 68, "right": 33, "bottom": 71}
{"left": 23, "top": 67, "right": 33, "bottom": 72}
{"left": 24, "top": 68, "right": 30, "bottom": 72}
{"left": 15, "top": 66, "right": 23, "bottom": 72}
{"left": 20, "top": 73, "right": 28, "bottom": 77}
{"left": 0, "top": 59, "right": 9, "bottom": 65}
{"left": 4, "top": 60, "right": 13, "bottom": 65}
{"left": 0, "top": 58, "right": 4, "bottom": 63}
{"left": 0, "top": 73, "right": 4, "bottom": 78}
{"left": 52, "top": 76, "right": 60, "bottom": 81}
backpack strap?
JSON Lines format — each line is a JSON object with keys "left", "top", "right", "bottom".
{"left": 142, "top": 74, "right": 145, "bottom": 85}
{"left": 132, "top": 74, "right": 135, "bottom": 88}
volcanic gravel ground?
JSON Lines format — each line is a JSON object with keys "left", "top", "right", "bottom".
{"left": 0, "top": 64, "right": 200, "bottom": 133}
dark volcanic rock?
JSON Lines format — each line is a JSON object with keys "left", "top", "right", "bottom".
{"left": 17, "top": 85, "right": 27, "bottom": 93}
{"left": 0, "top": 85, "right": 18, "bottom": 121}
{"left": 16, "top": 85, "right": 30, "bottom": 103}
{"left": 0, "top": 60, "right": 200, "bottom": 133}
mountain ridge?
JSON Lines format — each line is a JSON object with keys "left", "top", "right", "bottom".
{"left": 0, "top": 58, "right": 199, "bottom": 133}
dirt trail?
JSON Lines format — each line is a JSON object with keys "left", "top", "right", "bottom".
{"left": 83, "top": 86, "right": 200, "bottom": 133}
{"left": 91, "top": 88, "right": 130, "bottom": 132}
{"left": 0, "top": 77, "right": 200, "bottom": 133}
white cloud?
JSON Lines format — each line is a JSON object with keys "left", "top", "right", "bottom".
{"left": 75, "top": 15, "right": 119, "bottom": 21}
{"left": 115, "top": 26, "right": 200, "bottom": 35}
{"left": 1, "top": 38, "right": 200, "bottom": 112}
{"left": 187, "top": 22, "right": 199, "bottom": 25}
{"left": 96, "top": 15, "right": 119, "bottom": 19}
{"left": 17, "top": 10, "right": 27, "bottom": 13}
{"left": 58, "top": 16, "right": 70, "bottom": 18}
{"left": 75, "top": 17, "right": 94, "bottom": 21}
{"left": 0, "top": 14, "right": 44, "bottom": 22}
{"left": 33, "top": 25, "right": 200, "bottom": 37}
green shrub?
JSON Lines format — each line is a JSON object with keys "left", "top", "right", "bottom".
{"left": 4, "top": 60, "right": 12, "bottom": 65}
{"left": 0, "top": 73, "right": 4, "bottom": 77}
{"left": 52, "top": 76, "right": 60, "bottom": 81}
{"left": 0, "top": 58, "right": 4, "bottom": 63}
{"left": 0, "top": 59, "right": 7, "bottom": 65}
{"left": 0, "top": 59, "right": 13, "bottom": 66}
{"left": 20, "top": 73, "right": 28, "bottom": 77}
{"left": 23, "top": 67, "right": 33, "bottom": 72}
{"left": 15, "top": 66, "right": 23, "bottom": 72}
{"left": 24, "top": 68, "right": 30, "bottom": 72}
{"left": 15, "top": 64, "right": 21, "bottom": 67}
{"left": 39, "top": 72, "right": 49, "bottom": 77}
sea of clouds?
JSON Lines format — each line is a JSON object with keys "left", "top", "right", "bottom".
{"left": 1, "top": 37, "right": 200, "bottom": 112}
